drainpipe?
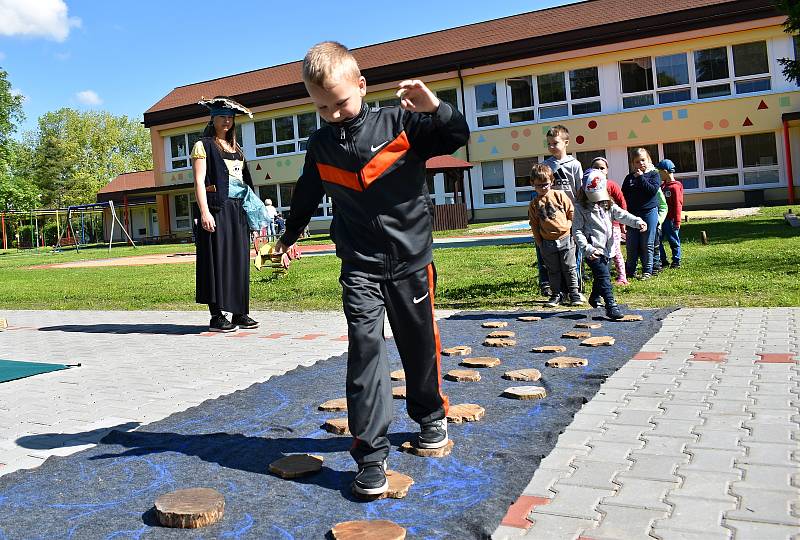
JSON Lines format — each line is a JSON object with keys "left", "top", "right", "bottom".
{"left": 458, "top": 66, "right": 476, "bottom": 222}
{"left": 783, "top": 120, "right": 795, "bottom": 205}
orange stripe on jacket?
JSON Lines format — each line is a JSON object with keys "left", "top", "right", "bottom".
{"left": 317, "top": 162, "right": 362, "bottom": 191}
{"left": 361, "top": 131, "right": 410, "bottom": 188}
{"left": 426, "top": 263, "right": 449, "bottom": 415}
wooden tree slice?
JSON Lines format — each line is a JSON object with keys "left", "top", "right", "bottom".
{"left": 483, "top": 338, "right": 517, "bottom": 347}
{"left": 330, "top": 519, "right": 406, "bottom": 540}
{"left": 481, "top": 321, "right": 508, "bottom": 328}
{"left": 445, "top": 368, "right": 481, "bottom": 382}
{"left": 531, "top": 345, "right": 567, "bottom": 353}
{"left": 517, "top": 316, "right": 541, "bottom": 322}
{"left": 487, "top": 330, "right": 515, "bottom": 338}
{"left": 562, "top": 330, "right": 591, "bottom": 339}
{"left": 502, "top": 368, "right": 542, "bottom": 382}
{"left": 459, "top": 356, "right": 501, "bottom": 368}
{"left": 268, "top": 454, "right": 324, "bottom": 479}
{"left": 546, "top": 356, "right": 589, "bottom": 368}
{"left": 321, "top": 417, "right": 349, "bottom": 435}
{"left": 609, "top": 314, "right": 643, "bottom": 322}
{"left": 581, "top": 336, "right": 616, "bottom": 347}
{"left": 575, "top": 322, "right": 602, "bottom": 329}
{"left": 441, "top": 345, "right": 472, "bottom": 356}
{"left": 389, "top": 369, "right": 405, "bottom": 381}
{"left": 0, "top": 318, "right": 7, "bottom": 330}
{"left": 392, "top": 386, "right": 407, "bottom": 399}
{"left": 154, "top": 488, "right": 225, "bottom": 529}
{"left": 399, "top": 439, "right": 454, "bottom": 457}
{"left": 352, "top": 470, "right": 414, "bottom": 500}
{"left": 318, "top": 398, "right": 348, "bottom": 411}
{"left": 502, "top": 386, "right": 547, "bottom": 400}
{"left": 446, "top": 403, "right": 485, "bottom": 423}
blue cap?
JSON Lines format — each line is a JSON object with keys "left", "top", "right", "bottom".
{"left": 656, "top": 159, "right": 676, "bottom": 172}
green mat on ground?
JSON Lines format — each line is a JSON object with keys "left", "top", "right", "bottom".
{"left": 0, "top": 360, "right": 68, "bottom": 383}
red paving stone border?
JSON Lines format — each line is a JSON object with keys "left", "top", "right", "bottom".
{"left": 226, "top": 332, "right": 257, "bottom": 338}
{"left": 756, "top": 353, "right": 797, "bottom": 363}
{"left": 331, "top": 335, "right": 348, "bottom": 341}
{"left": 689, "top": 351, "right": 727, "bottom": 362}
{"left": 500, "top": 495, "right": 550, "bottom": 529}
{"left": 295, "top": 333, "right": 326, "bottom": 340}
{"left": 632, "top": 351, "right": 663, "bottom": 360}
{"left": 261, "top": 333, "right": 289, "bottom": 339}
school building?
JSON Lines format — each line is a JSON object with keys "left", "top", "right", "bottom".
{"left": 105, "top": 0, "right": 798, "bottom": 239}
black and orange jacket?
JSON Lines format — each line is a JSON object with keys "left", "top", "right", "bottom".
{"left": 280, "top": 101, "right": 470, "bottom": 279}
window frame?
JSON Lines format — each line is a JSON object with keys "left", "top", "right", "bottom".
{"left": 167, "top": 131, "right": 203, "bottom": 171}
{"left": 253, "top": 111, "right": 320, "bottom": 158}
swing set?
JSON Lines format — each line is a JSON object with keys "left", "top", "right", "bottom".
{"left": 55, "top": 201, "right": 136, "bottom": 253}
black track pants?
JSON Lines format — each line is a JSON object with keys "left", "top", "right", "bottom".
{"left": 341, "top": 263, "right": 449, "bottom": 465}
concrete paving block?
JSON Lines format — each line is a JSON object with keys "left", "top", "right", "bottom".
{"left": 623, "top": 453, "right": 685, "bottom": 483}
{"left": 593, "top": 424, "right": 649, "bottom": 442}
{"left": 518, "top": 513, "right": 595, "bottom": 540}
{"left": 673, "top": 469, "right": 740, "bottom": 502}
{"left": 641, "top": 374, "right": 679, "bottom": 385}
{"left": 598, "top": 377, "right": 640, "bottom": 390}
{"left": 602, "top": 477, "right": 672, "bottom": 511}
{"left": 522, "top": 468, "right": 569, "bottom": 497}
{"left": 665, "top": 390, "right": 710, "bottom": 404}
{"left": 491, "top": 524, "right": 526, "bottom": 539}
{"left": 533, "top": 484, "right": 614, "bottom": 520}
{"left": 753, "top": 383, "right": 798, "bottom": 396}
{"left": 583, "top": 504, "right": 668, "bottom": 540}
{"left": 605, "top": 410, "right": 659, "bottom": 427}
{"left": 650, "top": 526, "right": 732, "bottom": 540}
{"left": 646, "top": 419, "right": 699, "bottom": 440}
{"left": 681, "top": 448, "right": 744, "bottom": 473}
{"left": 711, "top": 387, "right": 752, "bottom": 401}
{"left": 559, "top": 459, "right": 628, "bottom": 490}
{"left": 637, "top": 436, "right": 690, "bottom": 457}
{"left": 627, "top": 384, "right": 671, "bottom": 399}
{"left": 723, "top": 519, "right": 799, "bottom": 540}
{"left": 733, "top": 464, "right": 798, "bottom": 492}
{"left": 583, "top": 441, "right": 641, "bottom": 464}
{"left": 655, "top": 495, "right": 736, "bottom": 535}
{"left": 580, "top": 400, "right": 627, "bottom": 417}
{"left": 555, "top": 430, "right": 594, "bottom": 450}
{"left": 741, "top": 422, "right": 799, "bottom": 444}
{"left": 689, "top": 428, "right": 744, "bottom": 450}
{"left": 676, "top": 380, "right": 716, "bottom": 393}
{"left": 698, "top": 415, "right": 750, "bottom": 431}
{"left": 539, "top": 447, "right": 589, "bottom": 471}
{"left": 659, "top": 404, "right": 709, "bottom": 421}
{"left": 711, "top": 375, "right": 757, "bottom": 388}
{"left": 725, "top": 487, "right": 800, "bottom": 526}
{"left": 738, "top": 441, "right": 797, "bottom": 467}
{"left": 565, "top": 413, "right": 609, "bottom": 433}
{"left": 592, "top": 387, "right": 635, "bottom": 403}
{"left": 623, "top": 396, "right": 666, "bottom": 411}
{"left": 704, "top": 399, "right": 751, "bottom": 415}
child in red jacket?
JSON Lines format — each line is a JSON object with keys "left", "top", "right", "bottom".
{"left": 656, "top": 159, "right": 684, "bottom": 268}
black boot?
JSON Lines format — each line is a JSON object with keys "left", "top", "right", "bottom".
{"left": 606, "top": 303, "right": 624, "bottom": 320}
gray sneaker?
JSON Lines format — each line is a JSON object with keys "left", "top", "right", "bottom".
{"left": 418, "top": 418, "right": 448, "bottom": 449}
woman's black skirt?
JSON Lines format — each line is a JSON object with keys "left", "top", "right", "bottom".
{"left": 195, "top": 197, "right": 250, "bottom": 314}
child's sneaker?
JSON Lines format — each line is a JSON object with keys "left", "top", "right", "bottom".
{"left": 640, "top": 273, "right": 653, "bottom": 280}
{"left": 209, "top": 315, "right": 237, "bottom": 333}
{"left": 588, "top": 293, "right": 604, "bottom": 309}
{"left": 606, "top": 304, "right": 624, "bottom": 320}
{"left": 544, "top": 294, "right": 561, "bottom": 308}
{"left": 540, "top": 283, "right": 552, "bottom": 297}
{"left": 670, "top": 260, "right": 681, "bottom": 269}
{"left": 353, "top": 460, "right": 388, "bottom": 495}
{"left": 614, "top": 278, "right": 629, "bottom": 286}
{"left": 568, "top": 292, "right": 586, "bottom": 306}
{"left": 418, "top": 418, "right": 448, "bottom": 449}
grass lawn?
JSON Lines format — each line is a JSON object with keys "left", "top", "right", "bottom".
{"left": 0, "top": 205, "right": 797, "bottom": 311}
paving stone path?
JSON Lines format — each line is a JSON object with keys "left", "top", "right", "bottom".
{"left": 493, "top": 308, "right": 800, "bottom": 540}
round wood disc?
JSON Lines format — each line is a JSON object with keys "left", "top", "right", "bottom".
{"left": 268, "top": 454, "right": 324, "bottom": 479}
{"left": 487, "top": 330, "right": 515, "bottom": 338}
{"left": 154, "top": 487, "right": 225, "bottom": 529}
{"left": 575, "top": 322, "right": 602, "bottom": 329}
{"left": 546, "top": 356, "right": 589, "bottom": 368}
{"left": 392, "top": 385, "right": 407, "bottom": 399}
{"left": 321, "top": 417, "right": 349, "bottom": 435}
{"left": 441, "top": 345, "right": 472, "bottom": 356}
{"left": 502, "top": 368, "right": 542, "bottom": 381}
{"left": 352, "top": 470, "right": 414, "bottom": 500}
{"left": 446, "top": 403, "right": 485, "bottom": 423}
{"left": 399, "top": 439, "right": 454, "bottom": 457}
{"left": 318, "top": 398, "right": 348, "bottom": 411}
{"left": 459, "top": 356, "right": 501, "bottom": 368}
{"left": 562, "top": 330, "right": 591, "bottom": 339}
{"left": 481, "top": 321, "right": 508, "bottom": 328}
{"left": 610, "top": 314, "right": 643, "bottom": 322}
{"left": 330, "top": 519, "right": 406, "bottom": 540}
{"left": 581, "top": 336, "right": 616, "bottom": 347}
{"left": 483, "top": 338, "right": 517, "bottom": 347}
{"left": 0, "top": 318, "right": 7, "bottom": 330}
{"left": 502, "top": 386, "right": 547, "bottom": 400}
{"left": 445, "top": 369, "right": 481, "bottom": 382}
{"left": 390, "top": 369, "right": 405, "bottom": 381}
{"left": 517, "top": 316, "right": 541, "bottom": 322}
{"left": 531, "top": 345, "right": 567, "bottom": 353}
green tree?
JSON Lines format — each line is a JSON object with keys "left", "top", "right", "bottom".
{"left": 29, "top": 109, "right": 152, "bottom": 207}
{"left": 777, "top": 0, "right": 800, "bottom": 83}
{"left": 0, "top": 68, "right": 25, "bottom": 168}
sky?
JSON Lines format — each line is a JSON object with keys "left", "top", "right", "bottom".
{"left": 0, "top": 0, "right": 575, "bottom": 135}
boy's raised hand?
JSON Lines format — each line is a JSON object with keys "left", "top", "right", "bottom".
{"left": 396, "top": 80, "right": 440, "bottom": 113}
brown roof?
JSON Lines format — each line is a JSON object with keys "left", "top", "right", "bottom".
{"left": 426, "top": 155, "right": 474, "bottom": 171}
{"left": 98, "top": 170, "right": 156, "bottom": 194}
{"left": 145, "top": 0, "right": 778, "bottom": 126}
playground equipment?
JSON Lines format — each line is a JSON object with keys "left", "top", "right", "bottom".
{"left": 55, "top": 201, "right": 136, "bottom": 253}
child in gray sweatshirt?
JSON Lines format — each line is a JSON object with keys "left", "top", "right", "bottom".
{"left": 573, "top": 169, "right": 646, "bottom": 319}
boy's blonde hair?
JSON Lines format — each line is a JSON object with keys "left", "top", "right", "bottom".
{"left": 530, "top": 163, "right": 554, "bottom": 184}
{"left": 630, "top": 147, "right": 653, "bottom": 166}
{"left": 302, "top": 41, "right": 361, "bottom": 88}
{"left": 545, "top": 125, "right": 569, "bottom": 140}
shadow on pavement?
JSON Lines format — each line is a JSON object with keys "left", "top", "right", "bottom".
{"left": 15, "top": 421, "right": 141, "bottom": 450}
{"left": 37, "top": 324, "right": 208, "bottom": 335}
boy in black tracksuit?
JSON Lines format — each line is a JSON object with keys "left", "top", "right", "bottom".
{"left": 275, "top": 41, "right": 470, "bottom": 496}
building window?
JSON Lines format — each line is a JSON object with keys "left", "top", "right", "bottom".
{"left": 621, "top": 54, "right": 692, "bottom": 108}
{"left": 169, "top": 131, "right": 202, "bottom": 170}
{"left": 513, "top": 156, "right": 537, "bottom": 202}
{"left": 568, "top": 67, "right": 601, "bottom": 115}
{"left": 620, "top": 57, "right": 655, "bottom": 108}
{"left": 701, "top": 132, "right": 779, "bottom": 189}
{"left": 694, "top": 41, "right": 771, "bottom": 100}
{"left": 654, "top": 53, "right": 691, "bottom": 104}
{"left": 627, "top": 145, "right": 661, "bottom": 172}
{"left": 662, "top": 140, "right": 699, "bottom": 190}
{"left": 481, "top": 160, "right": 505, "bottom": 204}
{"left": 435, "top": 88, "right": 460, "bottom": 111}
{"left": 575, "top": 150, "right": 606, "bottom": 172}
{"left": 741, "top": 132, "right": 779, "bottom": 184}
{"left": 507, "top": 76, "right": 535, "bottom": 123}
{"left": 537, "top": 72, "right": 569, "bottom": 120}
{"left": 254, "top": 112, "right": 319, "bottom": 157}
{"left": 474, "top": 83, "right": 499, "bottom": 127}
{"left": 174, "top": 193, "right": 191, "bottom": 229}
{"left": 732, "top": 41, "right": 771, "bottom": 94}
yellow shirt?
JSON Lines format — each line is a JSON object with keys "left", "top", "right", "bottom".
{"left": 191, "top": 140, "right": 244, "bottom": 181}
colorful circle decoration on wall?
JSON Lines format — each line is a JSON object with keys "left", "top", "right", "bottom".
{"left": 703, "top": 121, "right": 714, "bottom": 130}
{"left": 588, "top": 120, "right": 598, "bottom": 129}
{"left": 276, "top": 161, "right": 283, "bottom": 167}
{"left": 510, "top": 130, "right": 519, "bottom": 139}
{"left": 522, "top": 128, "right": 532, "bottom": 137}
{"left": 575, "top": 135, "right": 585, "bottom": 145}
{"left": 512, "top": 143, "right": 520, "bottom": 151}
{"left": 719, "top": 119, "right": 729, "bottom": 128}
